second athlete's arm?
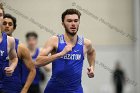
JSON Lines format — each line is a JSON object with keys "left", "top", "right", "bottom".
{"left": 18, "top": 44, "right": 36, "bottom": 93}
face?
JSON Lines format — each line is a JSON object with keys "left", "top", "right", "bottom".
{"left": 2, "top": 18, "right": 14, "bottom": 36}
{"left": 26, "top": 36, "right": 38, "bottom": 49}
{"left": 62, "top": 14, "right": 80, "bottom": 36}
{"left": 0, "top": 9, "right": 3, "bottom": 27}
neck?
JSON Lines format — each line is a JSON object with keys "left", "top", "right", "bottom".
{"left": 28, "top": 47, "right": 36, "bottom": 52}
{"left": 64, "top": 32, "right": 77, "bottom": 45}
{"left": 28, "top": 47, "right": 37, "bottom": 56}
{"left": 8, "top": 34, "right": 12, "bottom": 37}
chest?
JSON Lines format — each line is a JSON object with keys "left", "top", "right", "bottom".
{"left": 55, "top": 43, "right": 87, "bottom": 56}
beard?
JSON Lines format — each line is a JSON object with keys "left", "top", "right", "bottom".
{"left": 64, "top": 25, "right": 79, "bottom": 36}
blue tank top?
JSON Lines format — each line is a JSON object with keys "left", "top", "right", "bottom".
{"left": 0, "top": 32, "right": 8, "bottom": 89}
{"left": 48, "top": 34, "right": 84, "bottom": 90}
{"left": 22, "top": 48, "right": 40, "bottom": 85}
{"left": 2, "top": 38, "right": 22, "bottom": 92}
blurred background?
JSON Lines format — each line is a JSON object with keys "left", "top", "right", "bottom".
{"left": 0, "top": 0, "right": 140, "bottom": 93}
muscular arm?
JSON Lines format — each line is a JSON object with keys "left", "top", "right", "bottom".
{"left": 85, "top": 39, "right": 96, "bottom": 78}
{"left": 18, "top": 44, "right": 36, "bottom": 92}
{"left": 35, "top": 36, "right": 72, "bottom": 67}
{"left": 36, "top": 36, "right": 60, "bottom": 67}
{"left": 86, "top": 40, "right": 96, "bottom": 69}
{"left": 8, "top": 36, "right": 18, "bottom": 71}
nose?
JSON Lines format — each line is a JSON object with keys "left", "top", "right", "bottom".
{"left": 5, "top": 25, "right": 9, "bottom": 30}
{"left": 71, "top": 21, "right": 76, "bottom": 26}
{"left": 5, "top": 24, "right": 9, "bottom": 28}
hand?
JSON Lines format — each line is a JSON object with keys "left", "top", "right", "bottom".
{"left": 87, "top": 66, "right": 94, "bottom": 78}
{"left": 4, "top": 67, "right": 14, "bottom": 76}
{"left": 61, "top": 44, "right": 72, "bottom": 56}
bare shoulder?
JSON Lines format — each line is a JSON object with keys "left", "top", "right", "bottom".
{"left": 48, "top": 35, "right": 58, "bottom": 43}
{"left": 84, "top": 38, "right": 92, "bottom": 47}
{"left": 7, "top": 36, "right": 15, "bottom": 44}
{"left": 18, "top": 43, "right": 29, "bottom": 58}
{"left": 45, "top": 35, "right": 58, "bottom": 47}
{"left": 84, "top": 38, "right": 95, "bottom": 54}
{"left": 7, "top": 36, "right": 15, "bottom": 51}
{"left": 18, "top": 43, "right": 27, "bottom": 51}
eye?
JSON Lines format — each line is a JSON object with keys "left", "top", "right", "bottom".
{"left": 74, "top": 20, "right": 78, "bottom": 22}
{"left": 8, "top": 22, "right": 13, "bottom": 26}
{"left": 67, "top": 19, "right": 72, "bottom": 22}
{"left": 74, "top": 19, "right": 78, "bottom": 22}
{"left": 3, "top": 21, "right": 7, "bottom": 25}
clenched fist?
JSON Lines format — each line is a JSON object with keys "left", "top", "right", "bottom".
{"left": 4, "top": 67, "right": 14, "bottom": 76}
{"left": 87, "top": 66, "right": 94, "bottom": 78}
{"left": 61, "top": 44, "right": 73, "bottom": 56}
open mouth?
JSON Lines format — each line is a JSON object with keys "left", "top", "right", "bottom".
{"left": 70, "top": 27, "right": 76, "bottom": 30}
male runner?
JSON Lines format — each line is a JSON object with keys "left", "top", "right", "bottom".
{"left": 36, "top": 9, "right": 96, "bottom": 93}
{"left": 0, "top": 3, "right": 18, "bottom": 93}
{"left": 22, "top": 32, "right": 48, "bottom": 93}
{"left": 2, "top": 13, "right": 36, "bottom": 93}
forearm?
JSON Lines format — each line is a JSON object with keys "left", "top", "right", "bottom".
{"left": 87, "top": 57, "right": 95, "bottom": 68}
{"left": 36, "top": 52, "right": 63, "bottom": 67}
{"left": 87, "top": 50, "right": 96, "bottom": 68}
{"left": 9, "top": 57, "right": 18, "bottom": 70}
{"left": 21, "top": 68, "right": 36, "bottom": 92}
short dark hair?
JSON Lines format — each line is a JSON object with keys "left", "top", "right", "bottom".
{"left": 61, "top": 9, "right": 81, "bottom": 22}
{"left": 4, "top": 13, "right": 17, "bottom": 29}
{"left": 26, "top": 32, "right": 38, "bottom": 40}
{"left": 0, "top": 3, "right": 5, "bottom": 15}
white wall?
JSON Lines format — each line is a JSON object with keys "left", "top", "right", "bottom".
{"left": 134, "top": 0, "right": 140, "bottom": 93}
{"left": 82, "top": 45, "right": 135, "bottom": 93}
{"left": 1, "top": 0, "right": 134, "bottom": 46}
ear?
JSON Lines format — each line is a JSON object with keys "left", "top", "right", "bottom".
{"left": 62, "top": 22, "right": 64, "bottom": 27}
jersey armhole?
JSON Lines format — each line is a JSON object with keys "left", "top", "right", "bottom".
{"left": 55, "top": 34, "right": 60, "bottom": 53}
{"left": 82, "top": 37, "right": 85, "bottom": 59}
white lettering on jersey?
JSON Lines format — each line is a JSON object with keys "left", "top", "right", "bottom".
{"left": 0, "top": 50, "right": 4, "bottom": 56}
{"left": 62, "top": 54, "right": 81, "bottom": 60}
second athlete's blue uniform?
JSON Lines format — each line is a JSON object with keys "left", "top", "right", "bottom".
{"left": 2, "top": 38, "right": 22, "bottom": 93}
